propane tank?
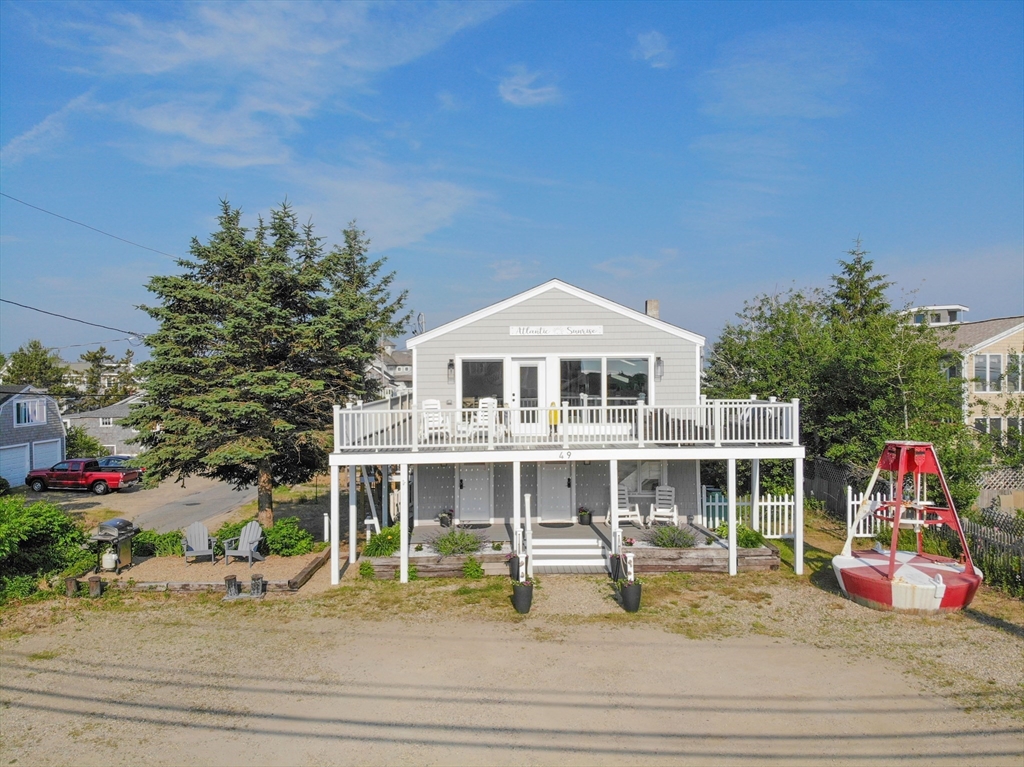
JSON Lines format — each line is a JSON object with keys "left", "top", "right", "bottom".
{"left": 101, "top": 548, "right": 118, "bottom": 571}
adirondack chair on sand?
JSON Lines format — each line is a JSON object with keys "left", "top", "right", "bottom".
{"left": 648, "top": 485, "right": 679, "bottom": 526}
{"left": 606, "top": 485, "right": 645, "bottom": 529}
{"left": 223, "top": 521, "right": 266, "bottom": 567}
{"left": 182, "top": 521, "right": 217, "bottom": 564}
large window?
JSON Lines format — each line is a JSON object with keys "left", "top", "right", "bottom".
{"left": 462, "top": 360, "right": 503, "bottom": 407}
{"left": 974, "top": 354, "right": 1002, "bottom": 392}
{"left": 560, "top": 359, "right": 601, "bottom": 406}
{"left": 607, "top": 358, "right": 648, "bottom": 405}
{"left": 1007, "top": 353, "right": 1023, "bottom": 393}
{"left": 15, "top": 399, "right": 46, "bottom": 426}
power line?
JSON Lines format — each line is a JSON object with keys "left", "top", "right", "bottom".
{"left": 0, "top": 192, "right": 179, "bottom": 260}
{"left": 0, "top": 298, "right": 148, "bottom": 338}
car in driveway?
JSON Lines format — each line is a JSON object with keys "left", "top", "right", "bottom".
{"left": 97, "top": 454, "right": 146, "bottom": 478}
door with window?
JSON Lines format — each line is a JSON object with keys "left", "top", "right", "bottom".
{"left": 457, "top": 464, "right": 491, "bottom": 523}
{"left": 511, "top": 360, "right": 546, "bottom": 437}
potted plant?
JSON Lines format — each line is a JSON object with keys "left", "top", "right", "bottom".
{"left": 617, "top": 577, "right": 642, "bottom": 613}
{"left": 505, "top": 552, "right": 520, "bottom": 581}
{"left": 438, "top": 510, "right": 453, "bottom": 528}
{"left": 608, "top": 553, "right": 625, "bottom": 581}
{"left": 512, "top": 578, "right": 534, "bottom": 614}
{"left": 577, "top": 505, "right": 592, "bottom": 525}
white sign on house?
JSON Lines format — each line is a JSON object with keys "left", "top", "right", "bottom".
{"left": 509, "top": 325, "right": 604, "bottom": 336}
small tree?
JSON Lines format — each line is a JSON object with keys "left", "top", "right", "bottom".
{"left": 66, "top": 426, "right": 108, "bottom": 459}
{"left": 123, "top": 201, "right": 407, "bottom": 526}
{"left": 2, "top": 340, "right": 72, "bottom": 395}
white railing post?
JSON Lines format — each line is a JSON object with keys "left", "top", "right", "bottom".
{"left": 727, "top": 458, "right": 738, "bottom": 576}
{"left": 411, "top": 407, "right": 419, "bottom": 452}
{"left": 524, "top": 493, "right": 534, "bottom": 577}
{"left": 323, "top": 512, "right": 329, "bottom": 543}
{"left": 561, "top": 402, "right": 569, "bottom": 449}
{"left": 333, "top": 404, "right": 342, "bottom": 452}
{"left": 613, "top": 528, "right": 623, "bottom": 556}
{"left": 625, "top": 552, "right": 635, "bottom": 581}
{"left": 791, "top": 398, "right": 800, "bottom": 446}
{"left": 846, "top": 485, "right": 853, "bottom": 534}
{"left": 751, "top": 458, "right": 760, "bottom": 533}
{"left": 714, "top": 400, "right": 722, "bottom": 447}
{"left": 637, "top": 397, "right": 645, "bottom": 448}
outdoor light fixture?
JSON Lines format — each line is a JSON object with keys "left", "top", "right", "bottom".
{"left": 447, "top": 359, "right": 455, "bottom": 384}
{"left": 654, "top": 357, "right": 664, "bottom": 381}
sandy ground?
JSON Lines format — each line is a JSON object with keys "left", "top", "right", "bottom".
{"left": 88, "top": 549, "right": 330, "bottom": 587}
{"left": 1, "top": 570, "right": 1021, "bottom": 766}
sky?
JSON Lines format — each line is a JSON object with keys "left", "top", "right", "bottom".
{"left": 1, "top": 0, "right": 1022, "bottom": 362}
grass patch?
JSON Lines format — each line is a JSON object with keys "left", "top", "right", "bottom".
{"left": 27, "top": 649, "right": 59, "bottom": 660}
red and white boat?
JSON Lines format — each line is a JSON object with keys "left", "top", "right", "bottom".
{"left": 832, "top": 441, "right": 983, "bottom": 613}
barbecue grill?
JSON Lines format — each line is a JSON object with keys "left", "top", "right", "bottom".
{"left": 89, "top": 518, "right": 140, "bottom": 574}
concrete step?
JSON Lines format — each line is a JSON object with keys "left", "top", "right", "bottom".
{"left": 532, "top": 538, "right": 604, "bottom": 547}
{"left": 531, "top": 557, "right": 608, "bottom": 568}
{"left": 530, "top": 546, "right": 605, "bottom": 557}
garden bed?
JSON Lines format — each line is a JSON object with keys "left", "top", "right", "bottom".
{"left": 629, "top": 541, "right": 780, "bottom": 573}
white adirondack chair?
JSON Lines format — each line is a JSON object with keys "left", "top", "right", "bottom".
{"left": 606, "top": 485, "right": 645, "bottom": 528}
{"left": 224, "top": 521, "right": 266, "bottom": 567}
{"left": 457, "top": 397, "right": 498, "bottom": 440}
{"left": 421, "top": 399, "right": 451, "bottom": 440}
{"left": 182, "top": 521, "right": 217, "bottom": 564}
{"left": 648, "top": 485, "right": 679, "bottom": 526}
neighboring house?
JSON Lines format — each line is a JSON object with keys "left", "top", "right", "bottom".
{"left": 944, "top": 316, "right": 1024, "bottom": 437}
{"left": 328, "top": 279, "right": 806, "bottom": 584}
{"left": 908, "top": 304, "right": 969, "bottom": 327}
{"left": 368, "top": 342, "right": 413, "bottom": 399}
{"left": 62, "top": 359, "right": 137, "bottom": 395}
{"left": 0, "top": 385, "right": 66, "bottom": 487}
{"left": 63, "top": 392, "right": 146, "bottom": 456}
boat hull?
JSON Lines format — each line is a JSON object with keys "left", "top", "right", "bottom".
{"left": 832, "top": 549, "right": 983, "bottom": 614}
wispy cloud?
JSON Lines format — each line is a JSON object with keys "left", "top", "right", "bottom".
{"left": 633, "top": 31, "right": 674, "bottom": 69}
{"left": 436, "top": 91, "right": 461, "bottom": 112}
{"left": 1, "top": 92, "right": 94, "bottom": 164}
{"left": 594, "top": 253, "right": 674, "bottom": 281}
{"left": 489, "top": 259, "right": 539, "bottom": 282}
{"left": 498, "top": 66, "right": 561, "bottom": 107}
{"left": 697, "top": 26, "right": 868, "bottom": 119}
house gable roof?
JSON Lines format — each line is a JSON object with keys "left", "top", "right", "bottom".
{"left": 64, "top": 392, "right": 145, "bottom": 420}
{"left": 0, "top": 384, "right": 41, "bottom": 408}
{"left": 406, "top": 279, "right": 705, "bottom": 349}
{"left": 944, "top": 316, "right": 1024, "bottom": 354}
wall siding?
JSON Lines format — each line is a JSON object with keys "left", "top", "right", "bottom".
{"left": 413, "top": 289, "right": 700, "bottom": 407}
{"left": 415, "top": 465, "right": 454, "bottom": 522}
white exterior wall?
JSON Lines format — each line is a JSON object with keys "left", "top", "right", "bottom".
{"left": 412, "top": 289, "right": 700, "bottom": 407}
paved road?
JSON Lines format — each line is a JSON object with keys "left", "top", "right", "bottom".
{"left": 131, "top": 480, "right": 255, "bottom": 532}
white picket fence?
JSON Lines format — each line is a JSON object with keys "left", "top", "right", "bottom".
{"left": 698, "top": 486, "right": 795, "bottom": 539}
{"left": 846, "top": 486, "right": 891, "bottom": 538}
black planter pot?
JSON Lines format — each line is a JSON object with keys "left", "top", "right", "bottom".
{"left": 609, "top": 556, "right": 622, "bottom": 581}
{"left": 508, "top": 555, "right": 520, "bottom": 581}
{"left": 512, "top": 583, "right": 533, "bottom": 614}
{"left": 620, "top": 582, "right": 642, "bottom": 613}
{"left": 578, "top": 511, "right": 592, "bottom": 525}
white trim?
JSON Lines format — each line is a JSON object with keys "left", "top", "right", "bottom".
{"left": 406, "top": 279, "right": 705, "bottom": 349}
{"left": 412, "top": 347, "right": 418, "bottom": 406}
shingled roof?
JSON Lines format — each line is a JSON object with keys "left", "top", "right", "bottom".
{"left": 943, "top": 316, "right": 1024, "bottom": 353}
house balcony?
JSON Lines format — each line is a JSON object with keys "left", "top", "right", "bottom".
{"left": 332, "top": 396, "right": 800, "bottom": 455}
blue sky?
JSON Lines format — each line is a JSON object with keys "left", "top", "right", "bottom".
{"left": 1, "top": 1, "right": 1022, "bottom": 361}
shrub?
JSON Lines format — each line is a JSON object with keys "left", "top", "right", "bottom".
{"left": 648, "top": 526, "right": 696, "bottom": 548}
{"left": 264, "top": 517, "right": 314, "bottom": 556}
{"left": 463, "top": 556, "right": 484, "bottom": 579}
{"left": 713, "top": 522, "right": 765, "bottom": 548}
{"left": 213, "top": 518, "right": 262, "bottom": 556}
{"left": 0, "top": 496, "right": 85, "bottom": 580}
{"left": 364, "top": 526, "right": 402, "bottom": 557}
{"left": 358, "top": 560, "right": 375, "bottom": 579}
{"left": 0, "top": 574, "right": 39, "bottom": 603}
{"left": 429, "top": 529, "right": 484, "bottom": 557}
{"left": 873, "top": 526, "right": 956, "bottom": 558}
{"left": 133, "top": 530, "right": 184, "bottom": 557}
{"left": 394, "top": 563, "right": 418, "bottom": 580}
{"left": 0, "top": 478, "right": 10, "bottom": 496}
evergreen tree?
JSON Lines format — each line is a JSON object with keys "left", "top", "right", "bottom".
{"left": 123, "top": 201, "right": 407, "bottom": 526}
{"left": 79, "top": 346, "right": 115, "bottom": 407}
{"left": 3, "top": 340, "right": 72, "bottom": 395}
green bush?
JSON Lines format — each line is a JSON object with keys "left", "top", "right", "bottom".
{"left": 133, "top": 530, "right": 184, "bottom": 557}
{"left": 713, "top": 522, "right": 765, "bottom": 548}
{"left": 264, "top": 517, "right": 314, "bottom": 556}
{"left": 0, "top": 574, "right": 39, "bottom": 603}
{"left": 359, "top": 560, "right": 375, "bottom": 579}
{"left": 0, "top": 496, "right": 86, "bottom": 579}
{"left": 364, "top": 525, "right": 402, "bottom": 557}
{"left": 648, "top": 526, "right": 696, "bottom": 548}
{"left": 213, "top": 518, "right": 261, "bottom": 556}
{"left": 463, "top": 556, "right": 484, "bottom": 579}
{"left": 873, "top": 526, "right": 956, "bottom": 558}
{"left": 394, "top": 563, "right": 419, "bottom": 580}
{"left": 429, "top": 529, "right": 484, "bottom": 557}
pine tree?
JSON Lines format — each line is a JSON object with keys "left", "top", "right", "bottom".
{"left": 3, "top": 340, "right": 72, "bottom": 395}
{"left": 123, "top": 201, "right": 407, "bottom": 526}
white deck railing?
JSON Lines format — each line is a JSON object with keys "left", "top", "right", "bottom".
{"left": 334, "top": 398, "right": 799, "bottom": 453}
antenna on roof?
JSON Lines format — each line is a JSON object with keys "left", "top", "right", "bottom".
{"left": 414, "top": 312, "right": 426, "bottom": 335}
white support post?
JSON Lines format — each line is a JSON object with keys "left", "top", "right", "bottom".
{"left": 512, "top": 460, "right": 521, "bottom": 534}
{"left": 727, "top": 458, "right": 737, "bottom": 576}
{"left": 561, "top": 401, "right": 569, "bottom": 449}
{"left": 791, "top": 398, "right": 800, "bottom": 446}
{"left": 330, "top": 464, "right": 340, "bottom": 585}
{"left": 400, "top": 463, "right": 409, "bottom": 583}
{"left": 323, "top": 512, "right": 329, "bottom": 543}
{"left": 333, "top": 404, "right": 341, "bottom": 452}
{"left": 609, "top": 458, "right": 619, "bottom": 542}
{"left": 794, "top": 458, "right": 804, "bottom": 575}
{"left": 381, "top": 464, "right": 390, "bottom": 527}
{"left": 348, "top": 465, "right": 357, "bottom": 565}
{"left": 751, "top": 458, "right": 760, "bottom": 533}
{"left": 524, "top": 493, "right": 534, "bottom": 578}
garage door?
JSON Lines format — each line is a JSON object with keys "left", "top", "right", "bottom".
{"left": 0, "top": 444, "right": 30, "bottom": 487}
{"left": 33, "top": 439, "right": 62, "bottom": 470}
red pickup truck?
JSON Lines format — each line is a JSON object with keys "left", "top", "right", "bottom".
{"left": 26, "top": 459, "right": 140, "bottom": 496}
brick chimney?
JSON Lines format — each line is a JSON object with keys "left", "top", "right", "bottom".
{"left": 645, "top": 299, "right": 660, "bottom": 319}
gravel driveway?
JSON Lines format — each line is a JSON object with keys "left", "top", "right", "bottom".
{"left": 1, "top": 569, "right": 1021, "bottom": 766}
